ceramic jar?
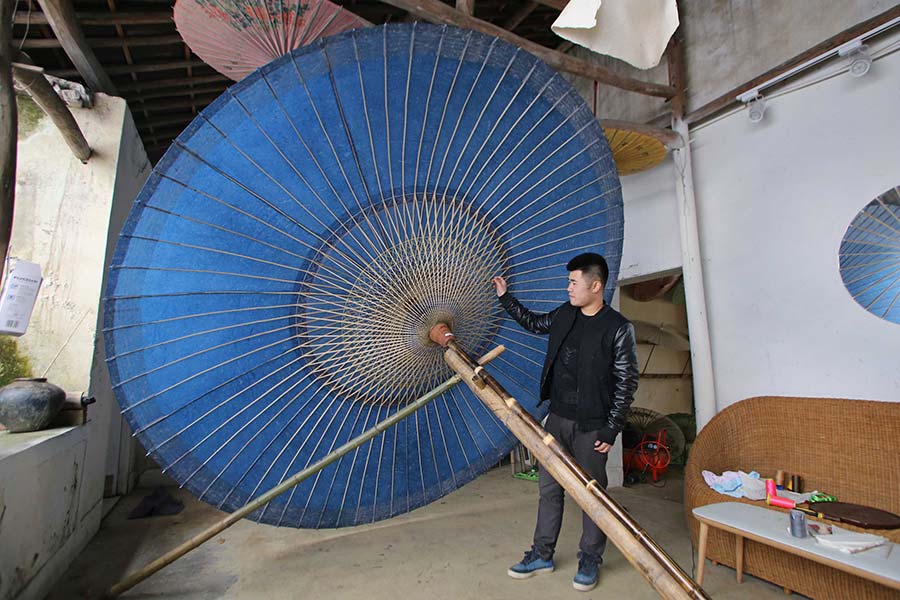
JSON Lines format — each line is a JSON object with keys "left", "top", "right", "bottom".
{"left": 0, "top": 377, "right": 66, "bottom": 433}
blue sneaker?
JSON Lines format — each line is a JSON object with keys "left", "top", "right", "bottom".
{"left": 573, "top": 554, "right": 599, "bottom": 591}
{"left": 507, "top": 548, "right": 554, "bottom": 579}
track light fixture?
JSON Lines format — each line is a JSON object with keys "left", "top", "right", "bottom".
{"left": 838, "top": 40, "right": 873, "bottom": 78}
{"left": 737, "top": 91, "right": 767, "bottom": 123}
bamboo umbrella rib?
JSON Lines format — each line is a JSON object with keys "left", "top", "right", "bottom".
{"left": 161, "top": 355, "right": 325, "bottom": 474}
{"left": 441, "top": 48, "right": 524, "bottom": 198}
{"left": 288, "top": 63, "right": 393, "bottom": 257}
{"left": 147, "top": 176, "right": 363, "bottom": 285}
{"left": 350, "top": 35, "right": 403, "bottom": 245}
{"left": 498, "top": 183, "right": 618, "bottom": 241}
{"left": 422, "top": 31, "right": 473, "bottom": 196}
{"left": 411, "top": 26, "right": 446, "bottom": 224}
{"left": 839, "top": 256, "right": 898, "bottom": 272}
{"left": 431, "top": 38, "right": 501, "bottom": 194}
{"left": 223, "top": 91, "right": 390, "bottom": 274}
{"left": 841, "top": 261, "right": 900, "bottom": 286}
{"left": 505, "top": 208, "right": 615, "bottom": 255}
{"left": 874, "top": 196, "right": 900, "bottom": 228}
{"left": 165, "top": 142, "right": 374, "bottom": 281}
{"left": 143, "top": 346, "right": 312, "bottom": 446}
{"left": 467, "top": 92, "right": 579, "bottom": 212}
{"left": 849, "top": 220, "right": 900, "bottom": 243}
{"left": 258, "top": 388, "right": 352, "bottom": 522}
{"left": 314, "top": 401, "right": 379, "bottom": 528}
{"left": 289, "top": 392, "right": 363, "bottom": 526}
{"left": 105, "top": 302, "right": 300, "bottom": 334}
{"left": 862, "top": 272, "right": 900, "bottom": 309}
{"left": 456, "top": 75, "right": 560, "bottom": 203}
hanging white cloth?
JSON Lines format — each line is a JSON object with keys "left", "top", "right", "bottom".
{"left": 551, "top": 0, "right": 679, "bottom": 70}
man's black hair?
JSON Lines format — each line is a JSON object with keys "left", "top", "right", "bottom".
{"left": 566, "top": 252, "right": 609, "bottom": 287}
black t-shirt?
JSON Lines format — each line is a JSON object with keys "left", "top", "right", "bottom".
{"left": 550, "top": 309, "right": 596, "bottom": 419}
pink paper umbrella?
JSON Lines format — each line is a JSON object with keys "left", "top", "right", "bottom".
{"left": 175, "top": 0, "right": 369, "bottom": 81}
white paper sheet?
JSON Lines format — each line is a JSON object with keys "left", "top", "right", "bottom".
{"left": 551, "top": 0, "right": 679, "bottom": 70}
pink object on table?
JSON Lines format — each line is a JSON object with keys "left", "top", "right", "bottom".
{"left": 767, "top": 495, "right": 796, "bottom": 509}
{"left": 765, "top": 478, "right": 776, "bottom": 497}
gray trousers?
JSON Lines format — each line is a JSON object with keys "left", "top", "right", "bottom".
{"left": 533, "top": 413, "right": 609, "bottom": 562}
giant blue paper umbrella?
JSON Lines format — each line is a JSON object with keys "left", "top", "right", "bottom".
{"left": 839, "top": 186, "right": 900, "bottom": 325}
{"left": 105, "top": 23, "right": 623, "bottom": 528}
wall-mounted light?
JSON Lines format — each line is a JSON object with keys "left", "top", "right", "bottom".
{"left": 737, "top": 91, "right": 766, "bottom": 123}
{"left": 838, "top": 40, "right": 872, "bottom": 78}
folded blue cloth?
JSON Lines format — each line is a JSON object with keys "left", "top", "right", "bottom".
{"left": 701, "top": 470, "right": 761, "bottom": 498}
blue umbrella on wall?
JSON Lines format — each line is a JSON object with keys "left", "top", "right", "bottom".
{"left": 104, "top": 23, "right": 623, "bottom": 528}
{"left": 839, "top": 186, "right": 900, "bottom": 325}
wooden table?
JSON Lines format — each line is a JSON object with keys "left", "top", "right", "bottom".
{"left": 692, "top": 502, "right": 900, "bottom": 593}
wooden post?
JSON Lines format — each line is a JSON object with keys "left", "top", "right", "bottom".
{"left": 439, "top": 336, "right": 710, "bottom": 600}
{"left": 12, "top": 54, "right": 91, "bottom": 162}
{"left": 0, "top": 0, "right": 18, "bottom": 271}
{"left": 35, "top": 0, "right": 117, "bottom": 93}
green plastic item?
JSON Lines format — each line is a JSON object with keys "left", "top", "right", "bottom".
{"left": 513, "top": 468, "right": 539, "bottom": 482}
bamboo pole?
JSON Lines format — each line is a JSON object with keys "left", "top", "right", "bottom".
{"left": 105, "top": 345, "right": 506, "bottom": 598}
{"left": 431, "top": 325, "right": 709, "bottom": 600}
{"left": 12, "top": 52, "right": 91, "bottom": 162}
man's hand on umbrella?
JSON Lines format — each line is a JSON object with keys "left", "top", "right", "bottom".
{"left": 492, "top": 276, "right": 507, "bottom": 297}
{"left": 594, "top": 441, "right": 612, "bottom": 454}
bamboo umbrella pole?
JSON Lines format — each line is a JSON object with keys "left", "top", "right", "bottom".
{"left": 105, "top": 345, "right": 506, "bottom": 598}
{"left": 430, "top": 324, "right": 709, "bottom": 600}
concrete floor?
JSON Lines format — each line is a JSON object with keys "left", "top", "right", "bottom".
{"left": 48, "top": 467, "right": 790, "bottom": 599}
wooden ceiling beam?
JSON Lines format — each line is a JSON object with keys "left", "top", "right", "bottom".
{"left": 140, "top": 126, "right": 188, "bottom": 143}
{"left": 117, "top": 73, "right": 229, "bottom": 92}
{"left": 18, "top": 34, "right": 183, "bottom": 49}
{"left": 126, "top": 83, "right": 227, "bottom": 101}
{"left": 34, "top": 0, "right": 116, "bottom": 93}
{"left": 376, "top": 0, "right": 674, "bottom": 98}
{"left": 503, "top": 1, "right": 538, "bottom": 31}
{"left": 50, "top": 59, "right": 207, "bottom": 78}
{"left": 135, "top": 93, "right": 219, "bottom": 112}
{"left": 15, "top": 10, "right": 173, "bottom": 26}
{"left": 135, "top": 114, "right": 195, "bottom": 129}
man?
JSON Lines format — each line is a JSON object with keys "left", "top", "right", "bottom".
{"left": 493, "top": 252, "right": 638, "bottom": 592}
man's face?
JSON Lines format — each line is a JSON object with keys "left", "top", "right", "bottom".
{"left": 567, "top": 270, "right": 601, "bottom": 307}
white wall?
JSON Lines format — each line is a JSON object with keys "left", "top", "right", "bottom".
{"left": 619, "top": 156, "right": 681, "bottom": 283}
{"left": 0, "top": 94, "right": 148, "bottom": 600}
{"left": 689, "top": 44, "right": 900, "bottom": 409}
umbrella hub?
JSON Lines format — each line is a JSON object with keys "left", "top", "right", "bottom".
{"left": 296, "top": 196, "right": 507, "bottom": 406}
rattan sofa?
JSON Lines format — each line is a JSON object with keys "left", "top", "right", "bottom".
{"left": 684, "top": 396, "right": 900, "bottom": 599}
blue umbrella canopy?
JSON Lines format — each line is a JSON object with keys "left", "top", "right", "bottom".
{"left": 839, "top": 186, "right": 900, "bottom": 325}
{"left": 105, "top": 23, "right": 623, "bottom": 528}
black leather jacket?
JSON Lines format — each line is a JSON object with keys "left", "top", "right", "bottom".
{"left": 499, "top": 292, "right": 639, "bottom": 444}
